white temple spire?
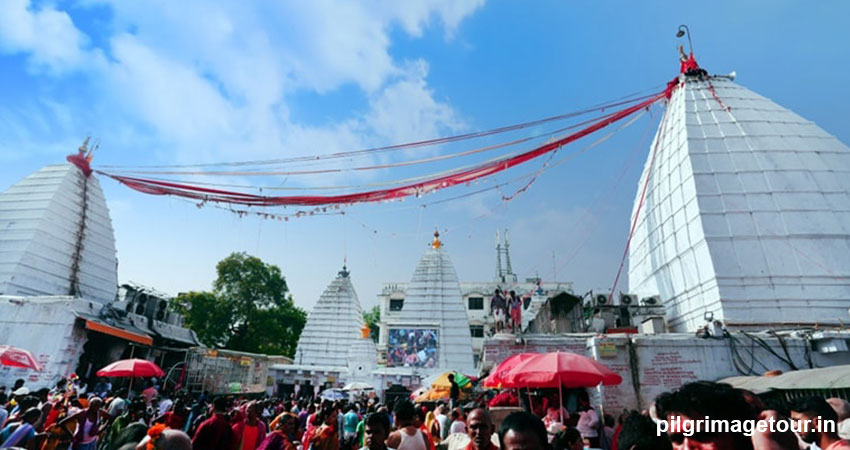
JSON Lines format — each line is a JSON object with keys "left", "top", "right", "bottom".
{"left": 0, "top": 163, "right": 118, "bottom": 303}
{"left": 294, "top": 266, "right": 365, "bottom": 367}
{"left": 628, "top": 74, "right": 850, "bottom": 331}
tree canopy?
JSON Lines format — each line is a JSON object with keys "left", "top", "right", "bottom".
{"left": 363, "top": 305, "right": 380, "bottom": 343}
{"left": 174, "top": 252, "right": 306, "bottom": 357}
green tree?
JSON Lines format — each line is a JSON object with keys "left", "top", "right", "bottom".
{"left": 174, "top": 252, "right": 306, "bottom": 356}
{"left": 363, "top": 305, "right": 380, "bottom": 343}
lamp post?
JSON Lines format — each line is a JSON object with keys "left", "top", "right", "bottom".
{"left": 676, "top": 25, "right": 694, "bottom": 55}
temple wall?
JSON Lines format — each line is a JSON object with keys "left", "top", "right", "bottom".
{"left": 0, "top": 296, "right": 90, "bottom": 389}
{"left": 483, "top": 332, "right": 850, "bottom": 414}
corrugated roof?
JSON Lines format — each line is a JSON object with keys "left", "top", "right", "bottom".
{"left": 150, "top": 320, "right": 200, "bottom": 346}
{"left": 0, "top": 164, "right": 118, "bottom": 303}
{"left": 719, "top": 364, "right": 850, "bottom": 391}
{"left": 629, "top": 75, "right": 850, "bottom": 332}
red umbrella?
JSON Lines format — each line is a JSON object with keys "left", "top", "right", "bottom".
{"left": 0, "top": 345, "right": 43, "bottom": 371}
{"left": 502, "top": 351, "right": 621, "bottom": 388}
{"left": 97, "top": 359, "right": 164, "bottom": 378}
{"left": 483, "top": 353, "right": 537, "bottom": 388}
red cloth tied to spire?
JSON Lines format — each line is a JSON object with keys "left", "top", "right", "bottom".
{"left": 67, "top": 151, "right": 93, "bottom": 177}
{"left": 680, "top": 52, "right": 700, "bottom": 74}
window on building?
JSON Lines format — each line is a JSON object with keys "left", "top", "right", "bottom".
{"left": 389, "top": 298, "right": 404, "bottom": 312}
{"left": 468, "top": 296, "right": 484, "bottom": 310}
{"left": 470, "top": 325, "right": 484, "bottom": 338}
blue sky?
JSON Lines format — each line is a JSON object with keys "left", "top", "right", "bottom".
{"left": 2, "top": 1, "right": 849, "bottom": 311}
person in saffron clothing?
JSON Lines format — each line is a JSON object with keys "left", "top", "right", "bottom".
{"left": 310, "top": 407, "right": 340, "bottom": 450}
{"left": 232, "top": 401, "right": 267, "bottom": 450}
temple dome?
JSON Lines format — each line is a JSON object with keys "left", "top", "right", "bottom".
{"left": 294, "top": 266, "right": 365, "bottom": 367}
{"left": 390, "top": 232, "right": 475, "bottom": 374}
{"left": 0, "top": 163, "right": 118, "bottom": 303}
{"left": 628, "top": 75, "right": 850, "bottom": 331}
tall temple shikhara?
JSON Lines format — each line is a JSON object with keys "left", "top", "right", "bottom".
{"left": 294, "top": 265, "right": 369, "bottom": 368}
{"left": 383, "top": 231, "right": 476, "bottom": 374}
{"left": 0, "top": 149, "right": 118, "bottom": 303}
{"left": 0, "top": 143, "right": 198, "bottom": 389}
{"left": 628, "top": 66, "right": 850, "bottom": 332}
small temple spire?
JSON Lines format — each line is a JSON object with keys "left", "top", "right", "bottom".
{"left": 431, "top": 229, "right": 442, "bottom": 249}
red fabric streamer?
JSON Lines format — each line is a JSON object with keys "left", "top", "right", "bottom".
{"left": 99, "top": 91, "right": 664, "bottom": 207}
{"left": 67, "top": 151, "right": 93, "bottom": 177}
{"left": 680, "top": 52, "right": 700, "bottom": 74}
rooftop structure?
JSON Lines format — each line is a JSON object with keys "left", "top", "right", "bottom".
{"left": 294, "top": 265, "right": 366, "bottom": 367}
{"left": 628, "top": 71, "right": 850, "bottom": 332}
{"left": 0, "top": 155, "right": 118, "bottom": 303}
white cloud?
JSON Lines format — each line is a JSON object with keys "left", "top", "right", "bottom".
{"left": 366, "top": 60, "right": 463, "bottom": 145}
{"left": 0, "top": 0, "right": 485, "bottom": 192}
{"left": 379, "top": 0, "right": 486, "bottom": 38}
{"left": 0, "top": 0, "right": 99, "bottom": 73}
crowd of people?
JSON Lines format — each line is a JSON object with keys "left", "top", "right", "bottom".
{"left": 1, "top": 373, "right": 849, "bottom": 450}
{"left": 484, "top": 380, "right": 850, "bottom": 450}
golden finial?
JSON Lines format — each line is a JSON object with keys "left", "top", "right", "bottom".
{"left": 431, "top": 230, "right": 442, "bottom": 249}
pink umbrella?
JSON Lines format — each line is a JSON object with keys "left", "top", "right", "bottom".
{"left": 482, "top": 353, "right": 537, "bottom": 388}
{"left": 0, "top": 345, "right": 43, "bottom": 371}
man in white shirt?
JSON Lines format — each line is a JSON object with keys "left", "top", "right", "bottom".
{"left": 449, "top": 410, "right": 466, "bottom": 435}
{"left": 158, "top": 394, "right": 174, "bottom": 415}
{"left": 434, "top": 404, "right": 450, "bottom": 440}
{"left": 108, "top": 389, "right": 128, "bottom": 417}
{"left": 576, "top": 395, "right": 599, "bottom": 448}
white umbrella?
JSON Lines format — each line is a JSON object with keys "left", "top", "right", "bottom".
{"left": 320, "top": 388, "right": 346, "bottom": 400}
{"left": 342, "top": 382, "right": 374, "bottom": 391}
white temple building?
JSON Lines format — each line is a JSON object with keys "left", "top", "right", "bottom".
{"left": 628, "top": 72, "right": 850, "bottom": 332}
{"left": 273, "top": 265, "right": 378, "bottom": 397}
{"left": 294, "top": 265, "right": 367, "bottom": 367}
{"left": 377, "top": 231, "right": 476, "bottom": 375}
{"left": 0, "top": 146, "right": 199, "bottom": 389}
{"left": 0, "top": 162, "right": 118, "bottom": 303}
